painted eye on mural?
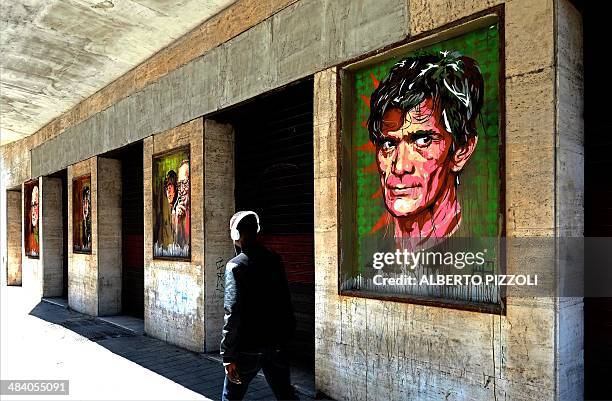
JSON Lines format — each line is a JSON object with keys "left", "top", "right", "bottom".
{"left": 412, "top": 133, "right": 434, "bottom": 148}
{"left": 380, "top": 139, "right": 396, "bottom": 153}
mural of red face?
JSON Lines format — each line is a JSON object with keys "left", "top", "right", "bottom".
{"left": 377, "top": 99, "right": 461, "bottom": 218}
{"left": 31, "top": 185, "right": 39, "bottom": 228}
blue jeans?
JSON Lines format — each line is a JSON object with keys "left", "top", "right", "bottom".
{"left": 222, "top": 347, "right": 298, "bottom": 401}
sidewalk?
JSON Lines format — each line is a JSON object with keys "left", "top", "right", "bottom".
{"left": 1, "top": 286, "right": 328, "bottom": 401}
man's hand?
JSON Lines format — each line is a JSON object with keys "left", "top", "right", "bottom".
{"left": 224, "top": 362, "right": 242, "bottom": 384}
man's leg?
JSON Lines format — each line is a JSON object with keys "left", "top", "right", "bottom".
{"left": 222, "top": 353, "right": 261, "bottom": 401}
{"left": 261, "top": 348, "right": 298, "bottom": 400}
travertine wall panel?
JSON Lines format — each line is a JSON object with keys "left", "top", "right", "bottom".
{"left": 203, "top": 120, "right": 236, "bottom": 352}
{"left": 97, "top": 158, "right": 122, "bottom": 316}
{"left": 6, "top": 190, "right": 22, "bottom": 286}
{"left": 21, "top": 178, "right": 42, "bottom": 299}
{"left": 555, "top": 1, "right": 584, "bottom": 400}
{"left": 313, "top": 6, "right": 569, "bottom": 390}
{"left": 68, "top": 158, "right": 98, "bottom": 316}
{"left": 143, "top": 118, "right": 205, "bottom": 352}
{"left": 41, "top": 177, "right": 63, "bottom": 297}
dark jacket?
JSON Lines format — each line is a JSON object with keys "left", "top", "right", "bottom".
{"left": 220, "top": 244, "right": 296, "bottom": 363}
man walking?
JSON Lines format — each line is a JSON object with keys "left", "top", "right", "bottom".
{"left": 221, "top": 211, "right": 298, "bottom": 401}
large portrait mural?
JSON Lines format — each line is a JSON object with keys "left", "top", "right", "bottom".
{"left": 341, "top": 23, "right": 503, "bottom": 308}
{"left": 73, "top": 175, "right": 92, "bottom": 254}
{"left": 24, "top": 180, "right": 40, "bottom": 258}
{"left": 152, "top": 147, "right": 191, "bottom": 260}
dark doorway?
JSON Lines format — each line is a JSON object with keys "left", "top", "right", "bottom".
{"left": 217, "top": 78, "right": 316, "bottom": 376}
{"left": 102, "top": 141, "right": 145, "bottom": 318}
{"left": 45, "top": 169, "right": 68, "bottom": 299}
{"left": 581, "top": 1, "right": 612, "bottom": 400}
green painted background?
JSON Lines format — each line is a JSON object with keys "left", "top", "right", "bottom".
{"left": 350, "top": 24, "right": 502, "bottom": 277}
{"left": 152, "top": 147, "right": 190, "bottom": 249}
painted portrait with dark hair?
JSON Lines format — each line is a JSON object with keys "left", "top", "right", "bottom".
{"left": 24, "top": 180, "right": 40, "bottom": 258}
{"left": 344, "top": 24, "right": 503, "bottom": 305}
{"left": 152, "top": 146, "right": 190, "bottom": 260}
{"left": 73, "top": 175, "right": 92, "bottom": 254}
{"left": 367, "top": 51, "right": 484, "bottom": 241}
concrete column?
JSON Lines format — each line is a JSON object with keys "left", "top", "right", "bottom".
{"left": 203, "top": 119, "right": 235, "bottom": 352}
{"left": 6, "top": 190, "right": 22, "bottom": 286}
{"left": 555, "top": 0, "right": 584, "bottom": 399}
{"left": 67, "top": 158, "right": 98, "bottom": 316}
{"left": 22, "top": 178, "right": 42, "bottom": 298}
{"left": 143, "top": 118, "right": 205, "bottom": 352}
{"left": 97, "top": 158, "right": 122, "bottom": 316}
{"left": 41, "top": 176, "right": 63, "bottom": 297}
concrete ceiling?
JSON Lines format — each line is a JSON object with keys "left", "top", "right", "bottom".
{"left": 0, "top": 0, "right": 236, "bottom": 146}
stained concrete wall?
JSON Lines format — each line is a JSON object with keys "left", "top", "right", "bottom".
{"left": 41, "top": 177, "right": 63, "bottom": 297}
{"left": 143, "top": 118, "right": 205, "bottom": 352}
{"left": 67, "top": 158, "right": 98, "bottom": 316}
{"left": 555, "top": 0, "right": 584, "bottom": 399}
{"left": 97, "top": 158, "right": 122, "bottom": 316}
{"left": 6, "top": 190, "right": 22, "bottom": 286}
{"left": 21, "top": 178, "right": 42, "bottom": 298}
{"left": 313, "top": 1, "right": 583, "bottom": 400}
{"left": 203, "top": 120, "right": 236, "bottom": 352}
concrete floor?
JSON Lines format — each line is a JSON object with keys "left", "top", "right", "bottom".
{"left": 1, "top": 285, "right": 327, "bottom": 400}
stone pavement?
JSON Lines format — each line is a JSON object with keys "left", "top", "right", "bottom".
{"left": 2, "top": 286, "right": 328, "bottom": 401}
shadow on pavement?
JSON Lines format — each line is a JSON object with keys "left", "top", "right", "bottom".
{"left": 29, "top": 301, "right": 328, "bottom": 401}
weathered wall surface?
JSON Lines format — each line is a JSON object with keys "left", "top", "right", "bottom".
{"left": 313, "top": 0, "right": 582, "bottom": 399}
{"left": 97, "top": 158, "right": 122, "bottom": 316}
{"left": 555, "top": 0, "right": 584, "bottom": 399}
{"left": 203, "top": 120, "right": 235, "bottom": 352}
{"left": 68, "top": 158, "right": 98, "bottom": 316}
{"left": 143, "top": 118, "right": 205, "bottom": 352}
{"left": 41, "top": 177, "right": 63, "bottom": 297}
{"left": 6, "top": 190, "right": 22, "bottom": 286}
{"left": 21, "top": 178, "right": 42, "bottom": 298}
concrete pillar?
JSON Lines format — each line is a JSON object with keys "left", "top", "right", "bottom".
{"left": 22, "top": 178, "right": 42, "bottom": 298}
{"left": 97, "top": 157, "right": 122, "bottom": 316}
{"left": 67, "top": 158, "right": 98, "bottom": 316}
{"left": 203, "top": 119, "right": 235, "bottom": 352}
{"left": 313, "top": 1, "right": 584, "bottom": 400}
{"left": 555, "top": 0, "right": 584, "bottom": 399}
{"left": 143, "top": 118, "right": 205, "bottom": 352}
{"left": 66, "top": 157, "right": 122, "bottom": 316}
{"left": 41, "top": 176, "right": 63, "bottom": 297}
{"left": 6, "top": 190, "right": 22, "bottom": 286}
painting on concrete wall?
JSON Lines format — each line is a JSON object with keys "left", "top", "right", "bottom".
{"left": 73, "top": 175, "right": 92, "bottom": 254}
{"left": 342, "top": 23, "right": 504, "bottom": 307}
{"left": 24, "top": 179, "right": 40, "bottom": 258}
{"left": 152, "top": 146, "right": 191, "bottom": 260}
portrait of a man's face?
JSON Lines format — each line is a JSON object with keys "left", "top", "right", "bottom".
{"left": 344, "top": 24, "right": 503, "bottom": 304}
{"left": 24, "top": 180, "right": 40, "bottom": 258}
{"left": 73, "top": 175, "right": 92, "bottom": 254}
{"left": 82, "top": 187, "right": 91, "bottom": 221}
{"left": 31, "top": 185, "right": 39, "bottom": 228}
{"left": 368, "top": 51, "right": 483, "bottom": 239}
{"left": 153, "top": 147, "right": 190, "bottom": 260}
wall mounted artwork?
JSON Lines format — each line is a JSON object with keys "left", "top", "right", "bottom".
{"left": 73, "top": 175, "right": 92, "bottom": 254}
{"left": 340, "top": 23, "right": 504, "bottom": 308}
{"left": 24, "top": 179, "right": 40, "bottom": 258}
{"left": 152, "top": 146, "right": 191, "bottom": 260}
